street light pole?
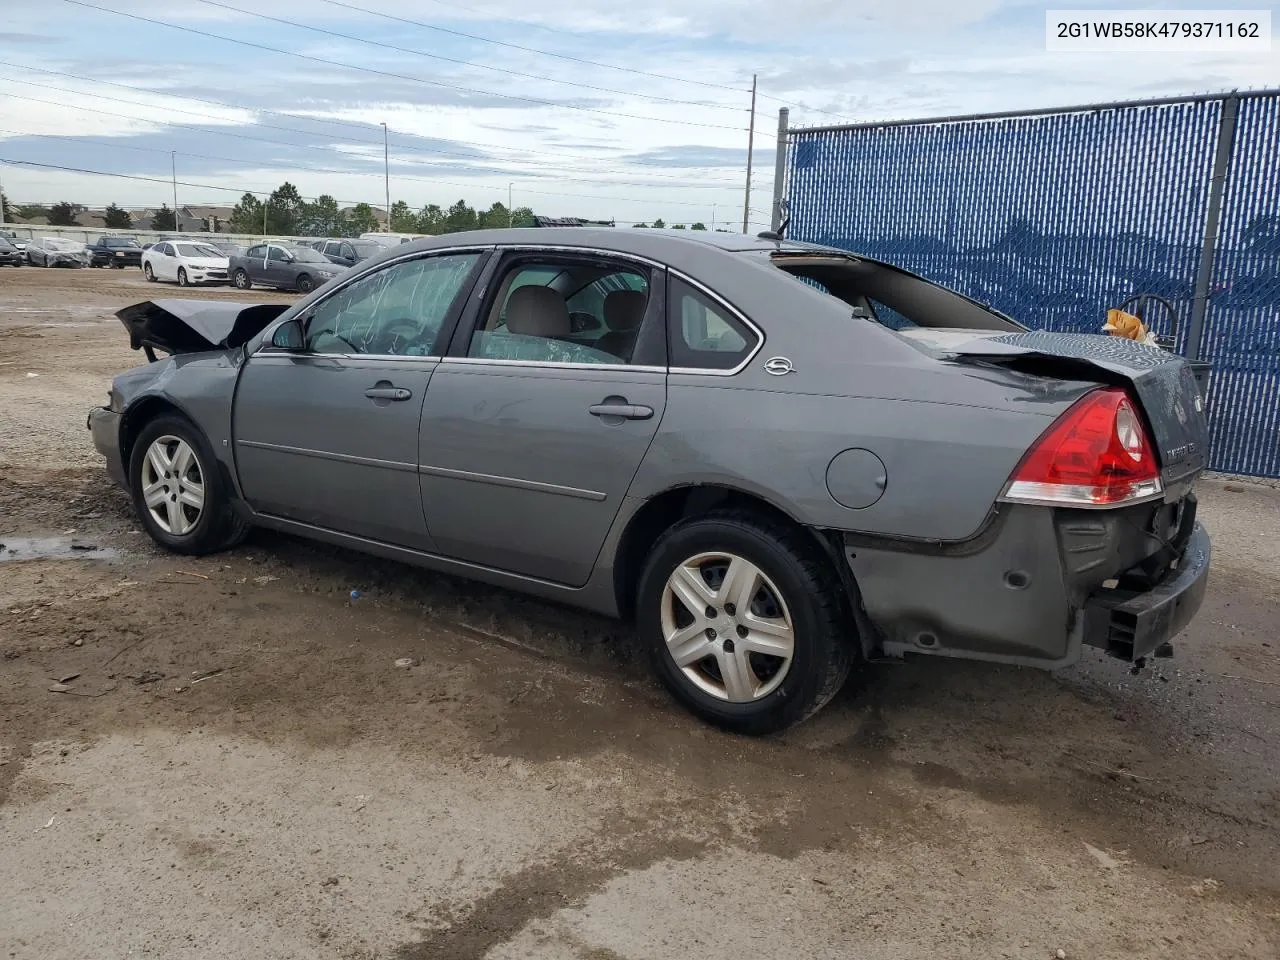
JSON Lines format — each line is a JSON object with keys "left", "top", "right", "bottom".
{"left": 382, "top": 122, "right": 390, "bottom": 232}
{"left": 741, "top": 73, "right": 757, "bottom": 234}
{"left": 170, "top": 151, "right": 179, "bottom": 232}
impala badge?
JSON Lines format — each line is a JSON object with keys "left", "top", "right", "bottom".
{"left": 763, "top": 356, "right": 794, "bottom": 376}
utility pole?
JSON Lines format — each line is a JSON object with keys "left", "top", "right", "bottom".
{"left": 770, "top": 107, "right": 790, "bottom": 233}
{"left": 741, "top": 73, "right": 757, "bottom": 234}
{"left": 0, "top": 171, "right": 6, "bottom": 228}
{"left": 170, "top": 151, "right": 179, "bottom": 232}
{"left": 381, "top": 122, "right": 390, "bottom": 232}
{"left": 263, "top": 198, "right": 268, "bottom": 238}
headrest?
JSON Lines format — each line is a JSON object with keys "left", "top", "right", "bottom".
{"left": 506, "top": 285, "right": 569, "bottom": 337}
{"left": 603, "top": 289, "right": 647, "bottom": 332}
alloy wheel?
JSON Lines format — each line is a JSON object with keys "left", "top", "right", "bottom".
{"left": 660, "top": 551, "right": 795, "bottom": 702}
{"left": 140, "top": 435, "right": 205, "bottom": 536}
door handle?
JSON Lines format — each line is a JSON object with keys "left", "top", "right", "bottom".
{"left": 589, "top": 402, "right": 653, "bottom": 420}
{"left": 365, "top": 386, "right": 413, "bottom": 401}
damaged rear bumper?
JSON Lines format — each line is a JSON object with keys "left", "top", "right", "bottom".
{"left": 1081, "top": 523, "right": 1211, "bottom": 661}
{"left": 87, "top": 406, "right": 127, "bottom": 489}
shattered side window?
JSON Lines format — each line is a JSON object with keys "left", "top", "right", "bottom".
{"left": 306, "top": 253, "right": 480, "bottom": 356}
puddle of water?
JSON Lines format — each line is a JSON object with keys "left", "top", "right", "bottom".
{"left": 0, "top": 537, "right": 119, "bottom": 562}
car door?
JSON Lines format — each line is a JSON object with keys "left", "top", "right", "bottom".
{"left": 263, "top": 245, "right": 293, "bottom": 288}
{"left": 232, "top": 249, "right": 489, "bottom": 547}
{"left": 418, "top": 249, "right": 668, "bottom": 587}
{"left": 150, "top": 242, "right": 173, "bottom": 280}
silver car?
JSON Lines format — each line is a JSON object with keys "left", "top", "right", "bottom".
{"left": 28, "top": 237, "right": 91, "bottom": 268}
{"left": 88, "top": 229, "right": 1211, "bottom": 733}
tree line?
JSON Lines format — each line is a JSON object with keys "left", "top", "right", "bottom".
{"left": 228, "top": 184, "right": 537, "bottom": 237}
{"left": 1, "top": 184, "right": 720, "bottom": 238}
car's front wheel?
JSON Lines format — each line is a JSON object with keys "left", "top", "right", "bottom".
{"left": 233, "top": 269, "right": 251, "bottom": 289}
{"left": 128, "top": 414, "right": 249, "bottom": 556}
{"left": 296, "top": 274, "right": 314, "bottom": 293}
{"left": 177, "top": 267, "right": 189, "bottom": 287}
{"left": 143, "top": 262, "right": 155, "bottom": 282}
{"left": 637, "top": 510, "right": 855, "bottom": 735}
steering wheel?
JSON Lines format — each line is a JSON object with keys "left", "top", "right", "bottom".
{"left": 369, "top": 318, "right": 427, "bottom": 355}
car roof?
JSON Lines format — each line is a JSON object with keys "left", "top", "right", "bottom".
{"left": 394, "top": 227, "right": 837, "bottom": 260}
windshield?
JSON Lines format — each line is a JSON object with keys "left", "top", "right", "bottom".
{"left": 105, "top": 237, "right": 139, "bottom": 248}
{"left": 46, "top": 238, "right": 82, "bottom": 251}
{"left": 352, "top": 242, "right": 382, "bottom": 258}
{"left": 288, "top": 246, "right": 329, "bottom": 263}
{"left": 175, "top": 243, "right": 225, "bottom": 258}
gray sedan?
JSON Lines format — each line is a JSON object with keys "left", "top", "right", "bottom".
{"left": 228, "top": 241, "right": 345, "bottom": 293}
{"left": 88, "top": 229, "right": 1211, "bottom": 733}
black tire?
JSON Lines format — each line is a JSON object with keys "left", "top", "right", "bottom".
{"left": 233, "top": 269, "right": 252, "bottom": 290}
{"left": 128, "top": 413, "right": 250, "bottom": 556}
{"left": 177, "top": 267, "right": 189, "bottom": 287}
{"left": 636, "top": 509, "right": 855, "bottom": 735}
{"left": 296, "top": 274, "right": 314, "bottom": 293}
{"left": 144, "top": 262, "right": 156, "bottom": 282}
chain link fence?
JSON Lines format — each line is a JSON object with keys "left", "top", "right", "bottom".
{"left": 779, "top": 91, "right": 1280, "bottom": 478}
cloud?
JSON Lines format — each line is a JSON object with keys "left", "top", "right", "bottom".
{"left": 0, "top": 32, "right": 66, "bottom": 44}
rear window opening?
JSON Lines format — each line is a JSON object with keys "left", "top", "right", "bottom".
{"left": 769, "top": 253, "right": 1024, "bottom": 333}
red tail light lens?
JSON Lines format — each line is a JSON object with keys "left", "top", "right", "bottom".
{"left": 1003, "top": 388, "right": 1163, "bottom": 507}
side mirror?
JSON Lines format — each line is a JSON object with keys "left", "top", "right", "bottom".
{"left": 270, "top": 318, "right": 305, "bottom": 351}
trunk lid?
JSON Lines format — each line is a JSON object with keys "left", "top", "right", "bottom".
{"left": 900, "top": 329, "right": 1209, "bottom": 489}
{"left": 116, "top": 299, "right": 290, "bottom": 357}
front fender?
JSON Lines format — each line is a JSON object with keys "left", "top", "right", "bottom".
{"left": 114, "top": 348, "right": 247, "bottom": 500}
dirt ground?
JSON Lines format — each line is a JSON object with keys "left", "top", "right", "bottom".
{"left": 2, "top": 266, "right": 1278, "bottom": 960}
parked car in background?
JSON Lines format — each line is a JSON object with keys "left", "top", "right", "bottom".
{"left": 1, "top": 229, "right": 28, "bottom": 253}
{"left": 311, "top": 238, "right": 385, "bottom": 268}
{"left": 228, "top": 242, "right": 344, "bottom": 292}
{"left": 360, "top": 232, "right": 422, "bottom": 247}
{"left": 88, "top": 228, "right": 1212, "bottom": 734}
{"left": 0, "top": 235, "right": 24, "bottom": 266}
{"left": 142, "top": 240, "right": 230, "bottom": 286}
{"left": 27, "top": 237, "right": 91, "bottom": 268}
{"left": 90, "top": 235, "right": 144, "bottom": 268}
{"left": 204, "top": 240, "right": 247, "bottom": 258}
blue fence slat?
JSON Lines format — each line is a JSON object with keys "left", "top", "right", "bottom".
{"left": 1200, "top": 96, "right": 1280, "bottom": 477}
{"left": 787, "top": 94, "right": 1280, "bottom": 478}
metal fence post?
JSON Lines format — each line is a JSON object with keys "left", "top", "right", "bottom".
{"left": 770, "top": 108, "right": 789, "bottom": 232}
{"left": 1187, "top": 94, "right": 1240, "bottom": 361}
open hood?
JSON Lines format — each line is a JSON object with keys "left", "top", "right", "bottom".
{"left": 116, "top": 299, "right": 290, "bottom": 357}
{"left": 901, "top": 329, "right": 1210, "bottom": 486}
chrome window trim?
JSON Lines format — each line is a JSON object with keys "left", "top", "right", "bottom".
{"left": 458, "top": 243, "right": 765, "bottom": 377}
{"left": 441, "top": 357, "right": 666, "bottom": 374}
{"left": 254, "top": 245, "right": 495, "bottom": 357}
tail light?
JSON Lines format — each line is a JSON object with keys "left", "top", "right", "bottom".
{"left": 1002, "top": 388, "right": 1163, "bottom": 507}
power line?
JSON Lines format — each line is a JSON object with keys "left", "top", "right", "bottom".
{"left": 2, "top": 86, "right": 751, "bottom": 192}
{"left": 1, "top": 155, "right": 731, "bottom": 208}
{"left": 2, "top": 125, "right": 747, "bottom": 194}
{"left": 60, "top": 0, "right": 763, "bottom": 136}
{"left": 191, "top": 0, "right": 744, "bottom": 115}
{"left": 314, "top": 0, "right": 856, "bottom": 122}
{"left": 315, "top": 0, "right": 753, "bottom": 95}
{"left": 0, "top": 61, "right": 751, "bottom": 179}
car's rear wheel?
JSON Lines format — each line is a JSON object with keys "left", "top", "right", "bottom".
{"left": 128, "top": 414, "right": 249, "bottom": 556}
{"left": 296, "top": 274, "right": 314, "bottom": 293}
{"left": 233, "top": 269, "right": 251, "bottom": 289}
{"left": 177, "top": 267, "right": 189, "bottom": 287}
{"left": 636, "top": 510, "right": 855, "bottom": 735}
{"left": 144, "top": 262, "right": 155, "bottom": 282}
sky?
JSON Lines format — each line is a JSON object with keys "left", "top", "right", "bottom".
{"left": 0, "top": 0, "right": 1276, "bottom": 227}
